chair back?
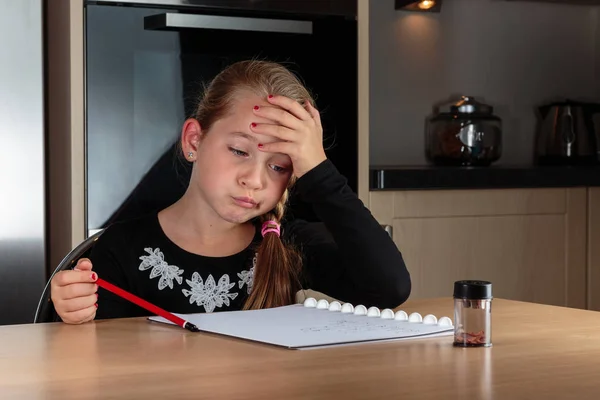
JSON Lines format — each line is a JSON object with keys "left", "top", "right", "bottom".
{"left": 33, "top": 229, "right": 105, "bottom": 323}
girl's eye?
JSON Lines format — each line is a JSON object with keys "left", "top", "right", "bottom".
{"left": 269, "top": 164, "right": 288, "bottom": 173}
{"left": 229, "top": 147, "right": 248, "bottom": 157}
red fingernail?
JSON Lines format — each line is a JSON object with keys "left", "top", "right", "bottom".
{"left": 268, "top": 94, "right": 273, "bottom": 99}
{"left": 253, "top": 105, "right": 259, "bottom": 110}
{"left": 95, "top": 303, "right": 98, "bottom": 308}
{"left": 91, "top": 273, "right": 97, "bottom": 281}
{"left": 258, "top": 143, "right": 263, "bottom": 149}
{"left": 251, "top": 123, "right": 257, "bottom": 128}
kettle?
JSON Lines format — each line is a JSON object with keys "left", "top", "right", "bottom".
{"left": 535, "top": 100, "right": 600, "bottom": 165}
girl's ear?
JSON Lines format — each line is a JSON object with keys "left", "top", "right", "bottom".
{"left": 181, "top": 118, "right": 203, "bottom": 157}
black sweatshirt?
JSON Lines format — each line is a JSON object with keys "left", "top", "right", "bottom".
{"left": 90, "top": 160, "right": 411, "bottom": 319}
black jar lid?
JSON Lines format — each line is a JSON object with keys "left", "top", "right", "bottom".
{"left": 453, "top": 280, "right": 492, "bottom": 299}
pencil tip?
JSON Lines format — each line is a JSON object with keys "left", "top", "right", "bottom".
{"left": 185, "top": 322, "right": 200, "bottom": 332}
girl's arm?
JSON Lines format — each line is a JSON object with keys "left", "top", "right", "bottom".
{"left": 251, "top": 95, "right": 410, "bottom": 308}
{"left": 89, "top": 228, "right": 151, "bottom": 319}
{"left": 286, "top": 159, "right": 411, "bottom": 309}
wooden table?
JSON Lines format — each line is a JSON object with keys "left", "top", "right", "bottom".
{"left": 1, "top": 298, "right": 600, "bottom": 399}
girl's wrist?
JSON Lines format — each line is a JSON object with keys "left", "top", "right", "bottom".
{"left": 294, "top": 153, "right": 327, "bottom": 179}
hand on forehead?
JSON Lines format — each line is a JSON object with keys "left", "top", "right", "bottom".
{"left": 231, "top": 93, "right": 289, "bottom": 144}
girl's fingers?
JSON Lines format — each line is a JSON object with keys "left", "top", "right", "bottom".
{"left": 252, "top": 105, "right": 302, "bottom": 130}
{"left": 266, "top": 95, "right": 312, "bottom": 121}
{"left": 74, "top": 258, "right": 93, "bottom": 271}
{"left": 61, "top": 293, "right": 98, "bottom": 313}
{"left": 304, "top": 100, "right": 322, "bottom": 126}
{"left": 52, "top": 269, "right": 97, "bottom": 288}
{"left": 250, "top": 122, "right": 295, "bottom": 142}
{"left": 257, "top": 141, "right": 295, "bottom": 157}
{"left": 63, "top": 304, "right": 97, "bottom": 324}
{"left": 62, "top": 282, "right": 98, "bottom": 301}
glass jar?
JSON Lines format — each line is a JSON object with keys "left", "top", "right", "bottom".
{"left": 453, "top": 280, "right": 492, "bottom": 347}
{"left": 426, "top": 96, "right": 502, "bottom": 166}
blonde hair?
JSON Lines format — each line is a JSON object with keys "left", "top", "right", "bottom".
{"left": 194, "top": 60, "right": 314, "bottom": 309}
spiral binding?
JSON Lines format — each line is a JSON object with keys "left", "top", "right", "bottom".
{"left": 302, "top": 297, "right": 453, "bottom": 327}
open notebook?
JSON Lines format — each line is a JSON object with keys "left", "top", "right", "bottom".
{"left": 148, "top": 298, "right": 454, "bottom": 350}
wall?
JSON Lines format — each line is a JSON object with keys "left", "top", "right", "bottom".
{"left": 369, "top": 0, "right": 600, "bottom": 166}
{"left": 86, "top": 5, "right": 185, "bottom": 230}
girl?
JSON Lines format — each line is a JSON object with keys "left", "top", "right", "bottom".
{"left": 50, "top": 60, "right": 411, "bottom": 324}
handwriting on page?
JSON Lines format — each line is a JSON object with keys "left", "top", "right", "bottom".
{"left": 300, "top": 319, "right": 422, "bottom": 335}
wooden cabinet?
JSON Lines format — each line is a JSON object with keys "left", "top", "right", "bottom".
{"left": 369, "top": 188, "right": 588, "bottom": 309}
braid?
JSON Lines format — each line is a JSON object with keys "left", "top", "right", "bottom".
{"left": 242, "top": 189, "right": 302, "bottom": 310}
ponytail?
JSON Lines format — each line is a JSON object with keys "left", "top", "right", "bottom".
{"left": 243, "top": 190, "right": 302, "bottom": 310}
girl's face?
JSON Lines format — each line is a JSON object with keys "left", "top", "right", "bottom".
{"left": 183, "top": 92, "right": 293, "bottom": 224}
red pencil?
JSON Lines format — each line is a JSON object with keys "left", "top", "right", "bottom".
{"left": 96, "top": 278, "right": 199, "bottom": 332}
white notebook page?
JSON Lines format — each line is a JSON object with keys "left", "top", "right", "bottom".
{"left": 148, "top": 304, "right": 453, "bottom": 349}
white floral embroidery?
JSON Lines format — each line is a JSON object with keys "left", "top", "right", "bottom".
{"left": 182, "top": 272, "right": 238, "bottom": 313}
{"left": 138, "top": 247, "right": 184, "bottom": 290}
{"left": 237, "top": 253, "right": 257, "bottom": 294}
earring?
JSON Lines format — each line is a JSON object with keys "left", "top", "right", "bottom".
{"left": 188, "top": 152, "right": 194, "bottom": 159}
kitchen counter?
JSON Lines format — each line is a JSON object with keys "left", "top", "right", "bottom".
{"left": 370, "top": 165, "right": 600, "bottom": 190}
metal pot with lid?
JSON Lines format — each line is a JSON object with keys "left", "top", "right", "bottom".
{"left": 426, "top": 96, "right": 502, "bottom": 166}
